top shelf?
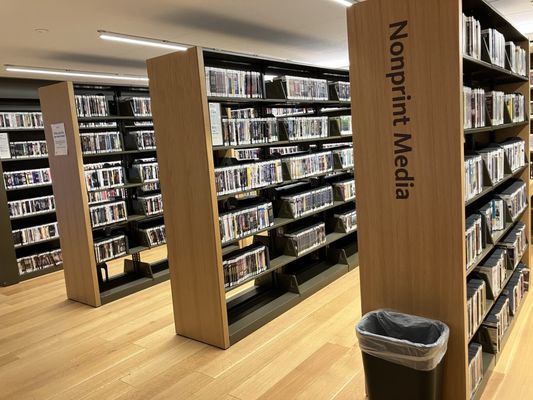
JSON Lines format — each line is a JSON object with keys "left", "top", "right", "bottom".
{"left": 463, "top": 0, "right": 528, "bottom": 43}
{"left": 463, "top": 55, "right": 529, "bottom": 84}
{"left": 206, "top": 97, "right": 351, "bottom": 107}
{"left": 77, "top": 116, "right": 153, "bottom": 122}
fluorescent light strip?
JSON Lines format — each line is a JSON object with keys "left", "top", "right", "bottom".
{"left": 332, "top": 0, "right": 354, "bottom": 7}
{"left": 5, "top": 66, "right": 148, "bottom": 82}
{"left": 99, "top": 31, "right": 188, "bottom": 51}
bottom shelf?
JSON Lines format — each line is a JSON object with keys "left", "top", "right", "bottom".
{"left": 227, "top": 250, "right": 359, "bottom": 345}
{"left": 18, "top": 263, "right": 63, "bottom": 282}
{"left": 471, "top": 290, "right": 529, "bottom": 400}
{"left": 99, "top": 260, "right": 169, "bottom": 304}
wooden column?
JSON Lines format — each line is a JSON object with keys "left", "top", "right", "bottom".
{"left": 347, "top": 1, "right": 467, "bottom": 399}
{"left": 147, "top": 48, "right": 230, "bottom": 349}
{"left": 39, "top": 82, "right": 100, "bottom": 307}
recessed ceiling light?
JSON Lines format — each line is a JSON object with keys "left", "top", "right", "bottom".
{"left": 332, "top": 0, "right": 355, "bottom": 7}
{"left": 98, "top": 30, "right": 188, "bottom": 51}
{"left": 4, "top": 65, "right": 149, "bottom": 82}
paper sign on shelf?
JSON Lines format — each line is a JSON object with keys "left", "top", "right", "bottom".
{"left": 51, "top": 123, "right": 68, "bottom": 156}
{"left": 208, "top": 103, "right": 223, "bottom": 146}
{"left": 0, "top": 132, "right": 10, "bottom": 159}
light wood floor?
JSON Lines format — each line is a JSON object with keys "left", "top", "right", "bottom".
{"left": 0, "top": 249, "right": 532, "bottom": 400}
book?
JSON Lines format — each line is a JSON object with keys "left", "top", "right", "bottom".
{"left": 17, "top": 249, "right": 62, "bottom": 275}
{"left": 334, "top": 208, "right": 357, "bottom": 233}
{"left": 87, "top": 188, "right": 126, "bottom": 205}
{"left": 478, "top": 198, "right": 505, "bottom": 238}
{"left": 281, "top": 117, "right": 328, "bottom": 141}
{"left": 8, "top": 195, "right": 55, "bottom": 218}
{"left": 466, "top": 214, "right": 483, "bottom": 269}
{"left": 131, "top": 158, "right": 159, "bottom": 183}
{"left": 135, "top": 194, "right": 164, "bottom": 216}
{"left": 500, "top": 138, "right": 526, "bottom": 173}
{"left": 12, "top": 222, "right": 59, "bottom": 247}
{"left": 75, "top": 95, "right": 109, "bottom": 117}
{"left": 220, "top": 118, "right": 279, "bottom": 146}
{"left": 276, "top": 76, "right": 329, "bottom": 100}
{"left": 219, "top": 201, "right": 273, "bottom": 244}
{"left": 283, "top": 151, "right": 334, "bottom": 180}
{"left": 464, "top": 154, "right": 483, "bottom": 201}
{"left": 481, "top": 28, "right": 506, "bottom": 68}
{"left": 0, "top": 112, "right": 43, "bottom": 129}
{"left": 475, "top": 248, "right": 507, "bottom": 298}
{"left": 205, "top": 67, "right": 263, "bottom": 98}
{"left": 462, "top": 14, "right": 481, "bottom": 60}
{"left": 3, "top": 168, "right": 51, "bottom": 190}
{"left": 84, "top": 162, "right": 124, "bottom": 191}
{"left": 477, "top": 145, "right": 504, "bottom": 185}
{"left": 9, "top": 140, "right": 48, "bottom": 158}
{"left": 280, "top": 186, "right": 334, "bottom": 218}
{"left": 497, "top": 221, "right": 527, "bottom": 268}
{"left": 468, "top": 343, "right": 483, "bottom": 396}
{"left": 223, "top": 244, "right": 268, "bottom": 288}
{"left": 467, "top": 278, "right": 486, "bottom": 338}
{"left": 80, "top": 131, "right": 122, "bottom": 154}
{"left": 214, "top": 160, "right": 283, "bottom": 196}
{"left": 497, "top": 180, "right": 527, "bottom": 221}
{"left": 89, "top": 201, "right": 128, "bottom": 228}
{"left": 284, "top": 222, "right": 327, "bottom": 256}
{"left": 235, "top": 148, "right": 262, "bottom": 161}
{"left": 140, "top": 224, "right": 166, "bottom": 247}
{"left": 94, "top": 234, "right": 127, "bottom": 264}
{"left": 332, "top": 147, "right": 354, "bottom": 169}
{"left": 463, "top": 87, "right": 485, "bottom": 129}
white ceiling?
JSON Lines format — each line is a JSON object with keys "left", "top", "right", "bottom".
{"left": 0, "top": 0, "right": 531, "bottom": 85}
{"left": 487, "top": 0, "right": 533, "bottom": 35}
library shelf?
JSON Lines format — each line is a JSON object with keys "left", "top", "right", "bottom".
{"left": 10, "top": 210, "right": 56, "bottom": 221}
{"left": 464, "top": 165, "right": 527, "bottom": 207}
{"left": 6, "top": 183, "right": 53, "bottom": 192}
{"left": 471, "top": 291, "right": 529, "bottom": 400}
{"left": 216, "top": 167, "right": 354, "bottom": 201}
{"left": 225, "top": 228, "right": 357, "bottom": 293}
{"left": 463, "top": 54, "right": 529, "bottom": 83}
{"left": 468, "top": 265, "right": 520, "bottom": 342}
{"left": 213, "top": 135, "right": 352, "bottom": 151}
{"left": 19, "top": 263, "right": 63, "bottom": 282}
{"left": 465, "top": 207, "right": 527, "bottom": 276}
{"left": 206, "top": 96, "right": 350, "bottom": 107}
{"left": 0, "top": 92, "right": 63, "bottom": 286}
{"left": 147, "top": 46, "right": 355, "bottom": 348}
{"left": 221, "top": 199, "right": 355, "bottom": 247}
{"left": 2, "top": 155, "right": 50, "bottom": 162}
{"left": 347, "top": 1, "right": 530, "bottom": 399}
{"left": 14, "top": 236, "right": 60, "bottom": 249}
{"left": 464, "top": 120, "right": 528, "bottom": 135}
{"left": 39, "top": 83, "right": 168, "bottom": 306}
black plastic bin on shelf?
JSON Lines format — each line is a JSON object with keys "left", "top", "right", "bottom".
{"left": 356, "top": 310, "right": 450, "bottom": 400}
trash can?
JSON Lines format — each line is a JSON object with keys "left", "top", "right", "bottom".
{"left": 356, "top": 310, "right": 449, "bottom": 400}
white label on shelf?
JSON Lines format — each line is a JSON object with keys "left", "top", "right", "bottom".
{"left": 0, "top": 132, "right": 10, "bottom": 159}
{"left": 209, "top": 103, "right": 223, "bottom": 146}
{"left": 51, "top": 123, "right": 68, "bottom": 156}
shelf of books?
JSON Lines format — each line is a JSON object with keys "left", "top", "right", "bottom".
{"left": 146, "top": 47, "right": 356, "bottom": 348}
{"left": 38, "top": 83, "right": 168, "bottom": 306}
{"left": 0, "top": 101, "right": 63, "bottom": 286}
{"left": 348, "top": 0, "right": 530, "bottom": 399}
